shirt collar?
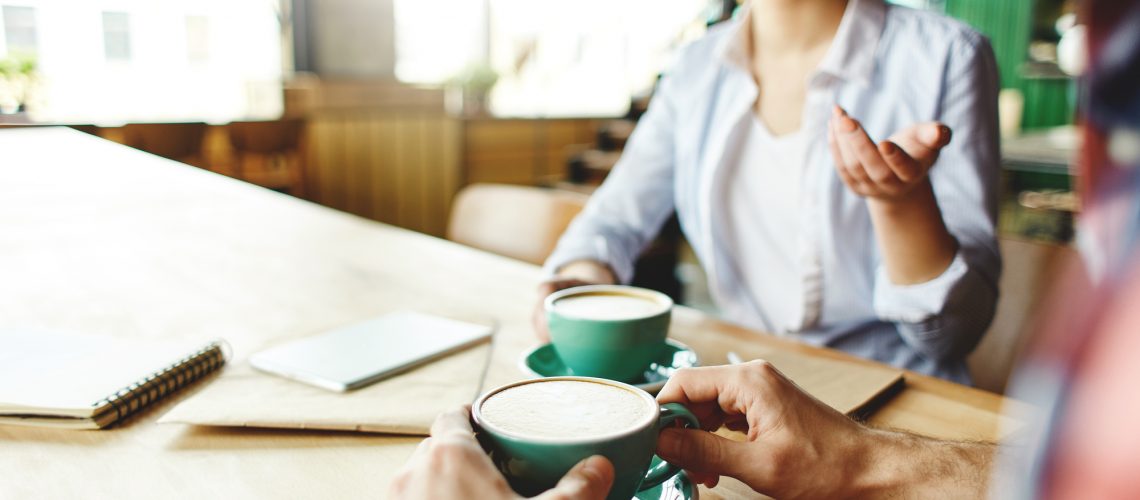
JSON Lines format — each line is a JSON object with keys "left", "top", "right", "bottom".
{"left": 715, "top": 0, "right": 887, "bottom": 85}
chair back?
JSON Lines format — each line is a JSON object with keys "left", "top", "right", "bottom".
{"left": 969, "top": 238, "right": 1076, "bottom": 393}
{"left": 226, "top": 119, "right": 303, "bottom": 154}
{"left": 447, "top": 184, "right": 589, "bottom": 265}
{"left": 120, "top": 122, "right": 208, "bottom": 163}
{"left": 224, "top": 119, "right": 306, "bottom": 195}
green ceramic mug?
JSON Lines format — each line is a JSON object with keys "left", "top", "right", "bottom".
{"left": 545, "top": 285, "right": 673, "bottom": 383}
{"left": 473, "top": 377, "right": 699, "bottom": 500}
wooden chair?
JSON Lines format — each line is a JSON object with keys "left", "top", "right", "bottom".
{"left": 968, "top": 237, "right": 1076, "bottom": 393}
{"left": 447, "top": 184, "right": 589, "bottom": 265}
{"left": 120, "top": 122, "right": 208, "bottom": 166}
{"left": 225, "top": 119, "right": 306, "bottom": 196}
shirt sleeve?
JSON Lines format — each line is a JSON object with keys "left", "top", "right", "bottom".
{"left": 542, "top": 72, "right": 680, "bottom": 284}
{"left": 873, "top": 32, "right": 1003, "bottom": 364}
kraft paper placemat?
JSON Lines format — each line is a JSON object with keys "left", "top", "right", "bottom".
{"left": 158, "top": 343, "right": 491, "bottom": 435}
{"left": 727, "top": 347, "right": 905, "bottom": 418}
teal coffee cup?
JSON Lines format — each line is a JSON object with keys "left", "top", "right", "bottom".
{"left": 545, "top": 285, "right": 673, "bottom": 383}
{"left": 473, "top": 377, "right": 699, "bottom": 500}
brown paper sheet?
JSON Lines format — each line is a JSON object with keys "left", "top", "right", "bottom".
{"left": 158, "top": 344, "right": 490, "bottom": 435}
{"left": 738, "top": 347, "right": 904, "bottom": 418}
{"left": 159, "top": 334, "right": 903, "bottom": 437}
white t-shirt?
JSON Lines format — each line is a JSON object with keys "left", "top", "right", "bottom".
{"left": 724, "top": 116, "right": 811, "bottom": 334}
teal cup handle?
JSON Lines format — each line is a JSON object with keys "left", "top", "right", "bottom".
{"left": 640, "top": 403, "right": 700, "bottom": 491}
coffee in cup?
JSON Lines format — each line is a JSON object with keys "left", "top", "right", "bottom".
{"left": 473, "top": 377, "right": 698, "bottom": 500}
{"left": 545, "top": 285, "right": 673, "bottom": 382}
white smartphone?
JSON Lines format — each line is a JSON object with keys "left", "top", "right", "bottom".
{"left": 250, "top": 311, "right": 493, "bottom": 392}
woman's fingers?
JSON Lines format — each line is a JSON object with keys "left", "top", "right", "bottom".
{"left": 879, "top": 141, "right": 922, "bottom": 183}
{"left": 829, "top": 109, "right": 861, "bottom": 182}
{"left": 888, "top": 122, "right": 951, "bottom": 168}
{"left": 826, "top": 116, "right": 848, "bottom": 170}
{"left": 830, "top": 107, "right": 951, "bottom": 199}
{"left": 836, "top": 113, "right": 902, "bottom": 189}
{"left": 830, "top": 109, "right": 873, "bottom": 187}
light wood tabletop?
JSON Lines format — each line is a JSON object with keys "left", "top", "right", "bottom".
{"left": 0, "top": 128, "right": 1029, "bottom": 499}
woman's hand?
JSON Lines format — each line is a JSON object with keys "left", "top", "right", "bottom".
{"left": 827, "top": 105, "right": 952, "bottom": 204}
{"left": 532, "top": 260, "right": 617, "bottom": 341}
{"left": 826, "top": 106, "right": 959, "bottom": 285}
{"left": 389, "top": 405, "right": 614, "bottom": 500}
{"left": 654, "top": 361, "right": 875, "bottom": 499}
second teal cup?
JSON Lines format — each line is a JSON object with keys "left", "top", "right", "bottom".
{"left": 473, "top": 376, "right": 699, "bottom": 500}
{"left": 545, "top": 285, "right": 673, "bottom": 383}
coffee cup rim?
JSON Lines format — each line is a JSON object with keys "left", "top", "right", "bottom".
{"left": 543, "top": 285, "right": 673, "bottom": 321}
{"left": 472, "top": 376, "right": 659, "bottom": 445}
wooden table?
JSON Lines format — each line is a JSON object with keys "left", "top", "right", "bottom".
{"left": 0, "top": 128, "right": 1028, "bottom": 499}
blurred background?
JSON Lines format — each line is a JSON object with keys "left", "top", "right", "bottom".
{"left": 0, "top": 1, "right": 1083, "bottom": 377}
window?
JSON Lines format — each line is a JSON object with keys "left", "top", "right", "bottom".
{"left": 392, "top": 0, "right": 706, "bottom": 117}
{"left": 2, "top": 6, "right": 37, "bottom": 55}
{"left": 102, "top": 11, "right": 131, "bottom": 62}
{"left": 393, "top": 0, "right": 485, "bottom": 84}
{"left": 186, "top": 16, "right": 209, "bottom": 63}
{"left": 486, "top": 0, "right": 706, "bottom": 117}
{"left": 25, "top": 2, "right": 281, "bottom": 124}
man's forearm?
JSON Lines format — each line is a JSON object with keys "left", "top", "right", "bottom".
{"left": 850, "top": 428, "right": 997, "bottom": 498}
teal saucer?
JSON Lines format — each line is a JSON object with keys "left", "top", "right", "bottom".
{"left": 519, "top": 339, "right": 699, "bottom": 394}
{"left": 636, "top": 457, "right": 698, "bottom": 500}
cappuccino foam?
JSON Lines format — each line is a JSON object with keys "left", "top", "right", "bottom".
{"left": 553, "top": 292, "right": 665, "bottom": 321}
{"left": 480, "top": 380, "right": 652, "bottom": 439}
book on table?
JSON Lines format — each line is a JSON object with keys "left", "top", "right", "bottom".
{"left": 0, "top": 329, "right": 228, "bottom": 429}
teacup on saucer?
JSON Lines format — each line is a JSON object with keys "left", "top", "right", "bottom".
{"left": 519, "top": 339, "right": 699, "bottom": 394}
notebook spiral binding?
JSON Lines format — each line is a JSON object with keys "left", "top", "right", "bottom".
{"left": 96, "top": 340, "right": 230, "bottom": 428}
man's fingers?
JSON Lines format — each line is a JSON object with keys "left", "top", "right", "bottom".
{"left": 687, "top": 470, "right": 720, "bottom": 488}
{"left": 656, "top": 428, "right": 752, "bottom": 479}
{"left": 658, "top": 366, "right": 737, "bottom": 408}
{"left": 430, "top": 405, "right": 474, "bottom": 439}
{"left": 536, "top": 455, "right": 615, "bottom": 500}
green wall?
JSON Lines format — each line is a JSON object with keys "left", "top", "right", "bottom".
{"left": 943, "top": 0, "right": 1074, "bottom": 130}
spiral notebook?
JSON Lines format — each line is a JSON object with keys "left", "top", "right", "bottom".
{"left": 0, "top": 329, "right": 229, "bottom": 430}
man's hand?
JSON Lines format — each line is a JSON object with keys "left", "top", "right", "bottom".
{"left": 655, "top": 362, "right": 998, "bottom": 499}
{"left": 654, "top": 361, "right": 873, "bottom": 499}
{"left": 827, "top": 105, "right": 952, "bottom": 204}
{"left": 532, "top": 260, "right": 617, "bottom": 341}
{"left": 390, "top": 405, "right": 615, "bottom": 500}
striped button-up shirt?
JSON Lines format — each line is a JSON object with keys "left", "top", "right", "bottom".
{"left": 545, "top": 0, "right": 1001, "bottom": 383}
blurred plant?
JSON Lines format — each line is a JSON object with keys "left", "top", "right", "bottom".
{"left": 0, "top": 53, "right": 39, "bottom": 114}
{"left": 448, "top": 62, "right": 499, "bottom": 93}
{"left": 447, "top": 62, "right": 499, "bottom": 116}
